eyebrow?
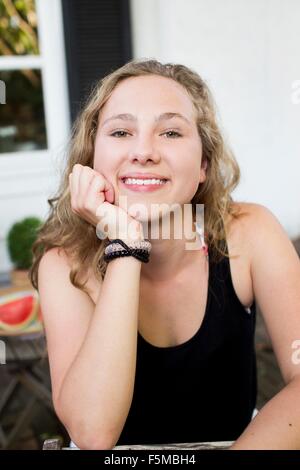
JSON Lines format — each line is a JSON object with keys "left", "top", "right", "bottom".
{"left": 101, "top": 112, "right": 192, "bottom": 127}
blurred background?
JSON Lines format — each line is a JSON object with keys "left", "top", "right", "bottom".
{"left": 0, "top": 0, "right": 299, "bottom": 450}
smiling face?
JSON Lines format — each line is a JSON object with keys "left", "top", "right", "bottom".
{"left": 94, "top": 74, "right": 206, "bottom": 222}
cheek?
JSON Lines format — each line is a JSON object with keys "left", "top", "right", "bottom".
{"left": 177, "top": 151, "right": 201, "bottom": 179}
{"left": 93, "top": 138, "right": 117, "bottom": 172}
{"left": 174, "top": 158, "right": 201, "bottom": 201}
{"left": 179, "top": 179, "right": 200, "bottom": 203}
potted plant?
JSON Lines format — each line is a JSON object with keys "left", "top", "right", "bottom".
{"left": 6, "top": 216, "right": 42, "bottom": 288}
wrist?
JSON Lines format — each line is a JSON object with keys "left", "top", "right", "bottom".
{"left": 114, "top": 221, "right": 145, "bottom": 244}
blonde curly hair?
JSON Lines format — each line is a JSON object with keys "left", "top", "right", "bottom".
{"left": 30, "top": 58, "right": 241, "bottom": 294}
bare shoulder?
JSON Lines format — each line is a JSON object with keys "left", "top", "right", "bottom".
{"left": 225, "top": 202, "right": 255, "bottom": 263}
{"left": 38, "top": 247, "right": 72, "bottom": 296}
{"left": 38, "top": 246, "right": 88, "bottom": 281}
{"left": 226, "top": 201, "right": 292, "bottom": 252}
{"left": 38, "top": 246, "right": 96, "bottom": 336}
{"left": 39, "top": 247, "right": 102, "bottom": 304}
{"left": 38, "top": 247, "right": 80, "bottom": 296}
{"left": 39, "top": 246, "right": 71, "bottom": 271}
{"left": 226, "top": 201, "right": 267, "bottom": 232}
{"left": 226, "top": 201, "right": 281, "bottom": 253}
{"left": 224, "top": 202, "right": 283, "bottom": 308}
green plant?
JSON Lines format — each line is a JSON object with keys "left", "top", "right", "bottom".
{"left": 7, "top": 216, "right": 42, "bottom": 270}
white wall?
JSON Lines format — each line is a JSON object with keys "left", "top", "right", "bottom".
{"left": 130, "top": 0, "right": 300, "bottom": 238}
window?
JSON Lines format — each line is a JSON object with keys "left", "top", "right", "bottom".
{"left": 0, "top": 0, "right": 70, "bottom": 161}
{"left": 0, "top": 0, "right": 47, "bottom": 154}
{"left": 0, "top": 0, "right": 70, "bottom": 274}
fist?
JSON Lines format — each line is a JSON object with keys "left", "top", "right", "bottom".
{"left": 69, "top": 164, "right": 144, "bottom": 242}
{"left": 69, "top": 164, "right": 115, "bottom": 227}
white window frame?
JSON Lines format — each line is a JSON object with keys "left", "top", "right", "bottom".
{"left": 0, "top": 0, "right": 70, "bottom": 180}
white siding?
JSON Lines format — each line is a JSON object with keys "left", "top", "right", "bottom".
{"left": 130, "top": 0, "right": 300, "bottom": 238}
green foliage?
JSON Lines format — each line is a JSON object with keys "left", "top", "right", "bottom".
{"left": 0, "top": 0, "right": 39, "bottom": 56}
{"left": 7, "top": 216, "right": 42, "bottom": 270}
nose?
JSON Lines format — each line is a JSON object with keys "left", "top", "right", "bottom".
{"left": 128, "top": 134, "right": 161, "bottom": 164}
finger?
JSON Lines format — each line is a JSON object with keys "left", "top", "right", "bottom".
{"left": 78, "top": 166, "right": 94, "bottom": 206}
{"left": 104, "top": 182, "right": 115, "bottom": 204}
{"left": 85, "top": 174, "right": 106, "bottom": 213}
{"left": 69, "top": 173, "right": 79, "bottom": 210}
{"left": 93, "top": 170, "right": 115, "bottom": 204}
{"left": 70, "top": 164, "right": 82, "bottom": 198}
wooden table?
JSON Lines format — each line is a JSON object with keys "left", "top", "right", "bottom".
{"left": 43, "top": 438, "right": 233, "bottom": 450}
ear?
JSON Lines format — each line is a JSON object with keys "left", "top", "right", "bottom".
{"left": 199, "top": 159, "right": 207, "bottom": 183}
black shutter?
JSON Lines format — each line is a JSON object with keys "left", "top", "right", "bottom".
{"left": 62, "top": 0, "right": 133, "bottom": 122}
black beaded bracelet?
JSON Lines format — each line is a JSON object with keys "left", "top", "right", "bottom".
{"left": 104, "top": 239, "right": 151, "bottom": 264}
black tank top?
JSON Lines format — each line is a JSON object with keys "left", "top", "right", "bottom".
{"left": 116, "top": 242, "right": 257, "bottom": 445}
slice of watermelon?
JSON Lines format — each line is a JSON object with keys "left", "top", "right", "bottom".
{"left": 0, "top": 291, "right": 40, "bottom": 332}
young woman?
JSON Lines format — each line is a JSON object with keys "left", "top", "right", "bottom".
{"left": 30, "top": 59, "right": 300, "bottom": 450}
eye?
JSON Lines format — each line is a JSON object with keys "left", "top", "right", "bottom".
{"left": 110, "top": 130, "right": 130, "bottom": 138}
{"left": 162, "top": 130, "right": 182, "bottom": 138}
{"left": 110, "top": 129, "right": 182, "bottom": 138}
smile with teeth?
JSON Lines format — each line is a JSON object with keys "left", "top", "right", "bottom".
{"left": 122, "top": 178, "right": 167, "bottom": 185}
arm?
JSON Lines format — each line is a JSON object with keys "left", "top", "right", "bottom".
{"left": 230, "top": 204, "right": 300, "bottom": 449}
{"left": 38, "top": 247, "right": 142, "bottom": 450}
{"left": 230, "top": 376, "right": 300, "bottom": 449}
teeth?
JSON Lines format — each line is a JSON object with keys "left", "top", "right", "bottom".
{"left": 123, "top": 178, "right": 166, "bottom": 185}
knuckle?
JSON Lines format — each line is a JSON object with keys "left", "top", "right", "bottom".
{"left": 93, "top": 172, "right": 104, "bottom": 183}
{"left": 83, "top": 165, "right": 93, "bottom": 174}
{"left": 88, "top": 175, "right": 104, "bottom": 193}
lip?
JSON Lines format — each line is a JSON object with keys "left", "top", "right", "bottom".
{"left": 119, "top": 174, "right": 169, "bottom": 192}
{"left": 119, "top": 173, "right": 169, "bottom": 180}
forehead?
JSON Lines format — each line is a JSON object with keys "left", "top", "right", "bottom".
{"left": 99, "top": 75, "right": 196, "bottom": 121}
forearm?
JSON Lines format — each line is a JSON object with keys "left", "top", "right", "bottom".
{"left": 56, "top": 256, "right": 142, "bottom": 449}
{"left": 230, "top": 376, "right": 300, "bottom": 449}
